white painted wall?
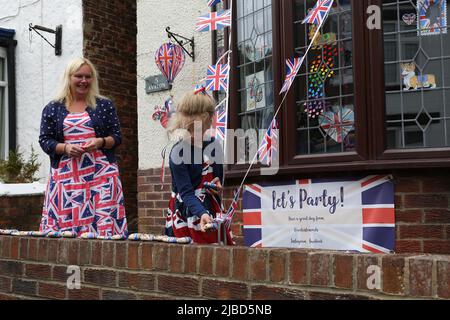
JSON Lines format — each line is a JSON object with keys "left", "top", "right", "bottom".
{"left": 137, "top": 0, "right": 212, "bottom": 169}
{"left": 0, "top": 0, "right": 83, "bottom": 181}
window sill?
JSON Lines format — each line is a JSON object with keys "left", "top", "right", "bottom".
{"left": 0, "top": 182, "right": 46, "bottom": 197}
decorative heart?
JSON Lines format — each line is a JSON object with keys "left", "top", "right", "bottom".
{"left": 402, "top": 13, "right": 416, "bottom": 25}
{"left": 319, "top": 107, "right": 355, "bottom": 143}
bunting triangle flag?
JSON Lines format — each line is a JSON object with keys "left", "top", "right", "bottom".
{"left": 195, "top": 10, "right": 232, "bottom": 32}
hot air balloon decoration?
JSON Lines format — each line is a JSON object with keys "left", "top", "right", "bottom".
{"left": 152, "top": 96, "right": 175, "bottom": 129}
{"left": 155, "top": 43, "right": 186, "bottom": 84}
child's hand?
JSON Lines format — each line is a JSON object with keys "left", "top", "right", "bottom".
{"left": 206, "top": 177, "right": 222, "bottom": 196}
{"left": 200, "top": 213, "right": 214, "bottom": 232}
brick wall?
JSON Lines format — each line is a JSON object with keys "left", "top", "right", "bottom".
{"left": 0, "top": 235, "right": 448, "bottom": 300}
{"left": 83, "top": 0, "right": 138, "bottom": 232}
{"left": 138, "top": 169, "right": 450, "bottom": 254}
{"left": 0, "top": 195, "right": 43, "bottom": 231}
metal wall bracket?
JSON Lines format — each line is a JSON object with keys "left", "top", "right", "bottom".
{"left": 29, "top": 24, "right": 62, "bottom": 56}
{"left": 166, "top": 27, "right": 195, "bottom": 61}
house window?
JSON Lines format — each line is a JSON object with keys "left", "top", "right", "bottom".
{"left": 226, "top": 0, "right": 450, "bottom": 176}
{"left": 0, "top": 47, "right": 7, "bottom": 159}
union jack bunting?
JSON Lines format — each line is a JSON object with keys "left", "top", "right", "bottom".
{"left": 258, "top": 119, "right": 278, "bottom": 166}
{"left": 212, "top": 106, "right": 227, "bottom": 142}
{"left": 224, "top": 188, "right": 240, "bottom": 229}
{"left": 280, "top": 57, "right": 304, "bottom": 94}
{"left": 302, "top": 0, "right": 334, "bottom": 26}
{"left": 195, "top": 10, "right": 231, "bottom": 32}
{"left": 205, "top": 63, "right": 229, "bottom": 91}
{"left": 207, "top": 0, "right": 222, "bottom": 6}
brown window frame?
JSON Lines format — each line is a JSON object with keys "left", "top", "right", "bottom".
{"left": 223, "top": 0, "right": 450, "bottom": 180}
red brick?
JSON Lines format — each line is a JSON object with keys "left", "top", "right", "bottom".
{"left": 47, "top": 239, "right": 58, "bottom": 263}
{"left": 37, "top": 239, "right": 49, "bottom": 262}
{"left": 169, "top": 245, "right": 184, "bottom": 273}
{"left": 19, "top": 238, "right": 28, "bottom": 260}
{"left": 333, "top": 254, "right": 354, "bottom": 289}
{"left": 399, "top": 225, "right": 444, "bottom": 239}
{"left": 84, "top": 269, "right": 117, "bottom": 287}
{"left": 118, "top": 272, "right": 139, "bottom": 289}
{"left": 157, "top": 275, "right": 199, "bottom": 297}
{"left": 249, "top": 250, "right": 267, "bottom": 281}
{"left": 90, "top": 241, "right": 102, "bottom": 266}
{"left": 127, "top": 243, "right": 140, "bottom": 269}
{"left": 58, "top": 240, "right": 79, "bottom": 265}
{"left": 115, "top": 242, "right": 127, "bottom": 268}
{"left": 356, "top": 256, "right": 380, "bottom": 292}
{"left": 269, "top": 251, "right": 286, "bottom": 283}
{"left": 424, "top": 210, "right": 450, "bottom": 223}
{"left": 10, "top": 237, "right": 19, "bottom": 260}
{"left": 102, "top": 290, "right": 137, "bottom": 300}
{"left": 289, "top": 251, "right": 308, "bottom": 285}
{"left": 251, "top": 285, "right": 305, "bottom": 300}
{"left": 152, "top": 244, "right": 169, "bottom": 271}
{"left": 68, "top": 287, "right": 100, "bottom": 300}
{"left": 423, "top": 240, "right": 450, "bottom": 254}
{"left": 0, "top": 261, "right": 23, "bottom": 277}
{"left": 199, "top": 247, "right": 214, "bottom": 275}
{"left": 141, "top": 243, "right": 153, "bottom": 270}
{"left": 202, "top": 279, "right": 247, "bottom": 299}
{"left": 382, "top": 256, "right": 406, "bottom": 295}
{"left": 52, "top": 266, "right": 69, "bottom": 282}
{"left": 28, "top": 239, "right": 38, "bottom": 261}
{"left": 422, "top": 177, "right": 450, "bottom": 193}
{"left": 232, "top": 247, "right": 248, "bottom": 281}
{"left": 184, "top": 246, "right": 199, "bottom": 274}
{"left": 395, "top": 195, "right": 403, "bottom": 209}
{"left": 25, "top": 264, "right": 52, "bottom": 280}
{"left": 308, "top": 291, "right": 370, "bottom": 300}
{"left": 103, "top": 242, "right": 115, "bottom": 267}
{"left": 395, "top": 240, "right": 422, "bottom": 253}
{"left": 409, "top": 258, "right": 433, "bottom": 297}
{"left": 1, "top": 236, "right": 11, "bottom": 258}
{"left": 214, "top": 247, "right": 230, "bottom": 277}
{"left": 404, "top": 194, "right": 448, "bottom": 208}
{"left": 396, "top": 178, "right": 421, "bottom": 193}
{"left": 437, "top": 260, "right": 450, "bottom": 299}
{"left": 310, "top": 253, "right": 330, "bottom": 286}
{"left": 38, "top": 283, "right": 67, "bottom": 300}
{"left": 0, "top": 276, "right": 11, "bottom": 293}
{"left": 12, "top": 279, "right": 36, "bottom": 296}
{"left": 395, "top": 210, "right": 423, "bottom": 223}
{"left": 79, "top": 241, "right": 90, "bottom": 265}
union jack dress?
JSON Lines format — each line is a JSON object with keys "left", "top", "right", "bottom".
{"left": 165, "top": 158, "right": 233, "bottom": 245}
{"left": 40, "top": 112, "right": 128, "bottom": 237}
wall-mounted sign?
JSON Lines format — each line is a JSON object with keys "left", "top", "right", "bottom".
{"left": 145, "top": 74, "right": 171, "bottom": 94}
{"left": 243, "top": 176, "right": 396, "bottom": 253}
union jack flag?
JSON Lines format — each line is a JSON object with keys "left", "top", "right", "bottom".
{"left": 258, "top": 119, "right": 278, "bottom": 166}
{"left": 242, "top": 176, "right": 395, "bottom": 253}
{"left": 280, "top": 57, "right": 304, "bottom": 94}
{"left": 302, "top": 0, "right": 334, "bottom": 26}
{"left": 195, "top": 10, "right": 231, "bottom": 32}
{"left": 205, "top": 63, "right": 229, "bottom": 91}
{"left": 212, "top": 106, "right": 227, "bottom": 142}
{"left": 207, "top": 0, "right": 222, "bottom": 6}
{"left": 155, "top": 43, "right": 173, "bottom": 77}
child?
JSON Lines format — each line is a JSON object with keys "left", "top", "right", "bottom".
{"left": 165, "top": 89, "right": 233, "bottom": 244}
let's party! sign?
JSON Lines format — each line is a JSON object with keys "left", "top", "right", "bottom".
{"left": 242, "top": 176, "right": 395, "bottom": 253}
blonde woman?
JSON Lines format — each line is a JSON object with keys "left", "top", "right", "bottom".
{"left": 165, "top": 89, "right": 233, "bottom": 244}
{"left": 38, "top": 57, "right": 127, "bottom": 237}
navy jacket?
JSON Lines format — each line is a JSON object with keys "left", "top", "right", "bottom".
{"left": 169, "top": 138, "right": 224, "bottom": 218}
{"left": 39, "top": 98, "right": 122, "bottom": 169}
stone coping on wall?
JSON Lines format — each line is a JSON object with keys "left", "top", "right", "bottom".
{"left": 0, "top": 235, "right": 449, "bottom": 300}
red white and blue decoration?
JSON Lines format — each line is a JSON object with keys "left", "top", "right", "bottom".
{"left": 319, "top": 106, "right": 354, "bottom": 143}
{"left": 212, "top": 105, "right": 227, "bottom": 143}
{"left": 195, "top": 10, "right": 232, "bottom": 32}
{"left": 207, "top": 0, "right": 222, "bottom": 6}
{"left": 152, "top": 96, "right": 174, "bottom": 129}
{"left": 280, "top": 57, "right": 305, "bottom": 94}
{"left": 418, "top": 0, "right": 447, "bottom": 36}
{"left": 154, "top": 43, "right": 186, "bottom": 84}
{"left": 302, "top": 0, "right": 334, "bottom": 26}
{"left": 258, "top": 119, "right": 278, "bottom": 166}
{"left": 205, "top": 63, "right": 229, "bottom": 91}
{"left": 243, "top": 176, "right": 395, "bottom": 253}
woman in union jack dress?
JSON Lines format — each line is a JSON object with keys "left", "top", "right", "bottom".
{"left": 165, "top": 90, "right": 233, "bottom": 244}
{"left": 38, "top": 58, "right": 128, "bottom": 237}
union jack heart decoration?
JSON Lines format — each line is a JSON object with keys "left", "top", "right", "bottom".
{"left": 319, "top": 107, "right": 354, "bottom": 143}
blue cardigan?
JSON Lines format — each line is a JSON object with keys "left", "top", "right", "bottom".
{"left": 169, "top": 139, "right": 224, "bottom": 218}
{"left": 39, "top": 98, "right": 122, "bottom": 169}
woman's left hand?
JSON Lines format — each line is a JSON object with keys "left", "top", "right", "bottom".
{"left": 83, "top": 138, "right": 103, "bottom": 153}
{"left": 206, "top": 177, "right": 223, "bottom": 196}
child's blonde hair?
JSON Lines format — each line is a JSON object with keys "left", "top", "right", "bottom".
{"left": 168, "top": 91, "right": 216, "bottom": 137}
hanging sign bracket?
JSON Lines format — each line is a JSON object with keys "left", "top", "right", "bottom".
{"left": 29, "top": 23, "right": 62, "bottom": 56}
{"left": 166, "top": 27, "right": 195, "bottom": 61}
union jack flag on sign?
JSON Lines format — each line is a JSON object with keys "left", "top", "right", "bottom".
{"left": 212, "top": 106, "right": 227, "bottom": 142}
{"left": 195, "top": 10, "right": 232, "bottom": 32}
{"left": 205, "top": 63, "right": 229, "bottom": 91}
{"left": 207, "top": 0, "right": 222, "bottom": 6}
{"left": 258, "top": 119, "right": 278, "bottom": 166}
{"left": 280, "top": 57, "right": 304, "bottom": 94}
{"left": 302, "top": 0, "right": 334, "bottom": 26}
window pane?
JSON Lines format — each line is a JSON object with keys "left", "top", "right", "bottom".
{"left": 294, "top": 0, "right": 356, "bottom": 156}
{"left": 383, "top": 0, "right": 450, "bottom": 149}
{"left": 0, "top": 87, "right": 5, "bottom": 159}
{"left": 236, "top": 0, "right": 274, "bottom": 160}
